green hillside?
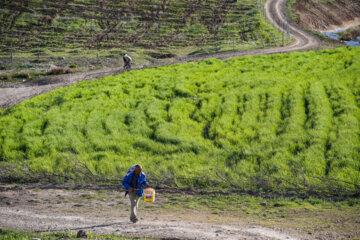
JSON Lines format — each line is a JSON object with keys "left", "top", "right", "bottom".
{"left": 1, "top": 47, "right": 359, "bottom": 197}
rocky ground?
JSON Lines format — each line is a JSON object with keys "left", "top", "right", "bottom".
{"left": 291, "top": 0, "right": 360, "bottom": 31}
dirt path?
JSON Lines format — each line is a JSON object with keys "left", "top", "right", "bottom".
{"left": 0, "top": 185, "right": 305, "bottom": 240}
{"left": 0, "top": 0, "right": 321, "bottom": 110}
{"left": 0, "top": 208, "right": 298, "bottom": 240}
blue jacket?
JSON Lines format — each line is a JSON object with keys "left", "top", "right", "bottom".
{"left": 122, "top": 171, "right": 147, "bottom": 197}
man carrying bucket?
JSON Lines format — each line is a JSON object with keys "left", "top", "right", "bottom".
{"left": 122, "top": 164, "right": 150, "bottom": 223}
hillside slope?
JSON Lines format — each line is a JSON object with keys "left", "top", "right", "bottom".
{"left": 0, "top": 0, "right": 277, "bottom": 50}
{"left": 290, "top": 0, "right": 360, "bottom": 31}
{"left": 1, "top": 47, "right": 359, "bottom": 197}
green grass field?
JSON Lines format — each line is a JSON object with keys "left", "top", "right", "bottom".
{"left": 0, "top": 47, "right": 359, "bottom": 196}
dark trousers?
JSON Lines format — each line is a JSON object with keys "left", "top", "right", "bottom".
{"left": 124, "top": 62, "right": 131, "bottom": 69}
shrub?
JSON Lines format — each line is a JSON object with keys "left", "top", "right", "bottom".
{"left": 47, "top": 67, "right": 77, "bottom": 75}
{"left": 147, "top": 52, "right": 176, "bottom": 59}
{"left": 0, "top": 64, "right": 7, "bottom": 70}
{"left": 47, "top": 67, "right": 66, "bottom": 75}
{"left": 13, "top": 72, "right": 31, "bottom": 79}
{"left": 65, "top": 68, "right": 77, "bottom": 74}
{"left": 0, "top": 73, "right": 12, "bottom": 81}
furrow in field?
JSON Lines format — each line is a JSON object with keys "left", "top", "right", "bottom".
{"left": 348, "top": 77, "right": 360, "bottom": 112}
{"left": 323, "top": 81, "right": 360, "bottom": 181}
{"left": 258, "top": 92, "right": 270, "bottom": 122}
{"left": 257, "top": 89, "right": 282, "bottom": 145}
{"left": 191, "top": 94, "right": 221, "bottom": 144}
{"left": 276, "top": 89, "right": 290, "bottom": 136}
{"left": 275, "top": 84, "right": 308, "bottom": 157}
{"left": 298, "top": 81, "right": 333, "bottom": 176}
{"left": 239, "top": 92, "right": 261, "bottom": 143}
{"left": 236, "top": 93, "right": 248, "bottom": 122}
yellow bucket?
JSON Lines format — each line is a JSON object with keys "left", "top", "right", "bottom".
{"left": 143, "top": 188, "right": 155, "bottom": 202}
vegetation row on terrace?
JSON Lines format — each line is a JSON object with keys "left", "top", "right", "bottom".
{"left": 0, "top": 0, "right": 279, "bottom": 50}
{"left": 0, "top": 47, "right": 359, "bottom": 197}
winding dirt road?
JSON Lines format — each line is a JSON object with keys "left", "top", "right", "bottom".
{"left": 0, "top": 0, "right": 321, "bottom": 110}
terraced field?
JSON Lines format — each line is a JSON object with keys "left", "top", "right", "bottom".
{"left": 0, "top": 47, "right": 359, "bottom": 197}
{"left": 0, "top": 0, "right": 287, "bottom": 69}
{"left": 0, "top": 0, "right": 279, "bottom": 49}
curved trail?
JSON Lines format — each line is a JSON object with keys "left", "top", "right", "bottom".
{"left": 0, "top": 0, "right": 321, "bottom": 110}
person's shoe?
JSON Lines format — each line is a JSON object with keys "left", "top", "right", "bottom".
{"left": 132, "top": 218, "right": 138, "bottom": 223}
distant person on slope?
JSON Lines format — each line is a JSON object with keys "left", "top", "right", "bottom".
{"left": 123, "top": 53, "right": 132, "bottom": 70}
{"left": 122, "top": 164, "right": 149, "bottom": 223}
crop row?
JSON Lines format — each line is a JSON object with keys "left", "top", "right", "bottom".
{"left": 0, "top": 0, "right": 282, "bottom": 50}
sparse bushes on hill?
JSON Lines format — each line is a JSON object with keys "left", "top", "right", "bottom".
{"left": 0, "top": 72, "right": 31, "bottom": 82}
{"left": 0, "top": 0, "right": 283, "bottom": 50}
{"left": 47, "top": 67, "right": 77, "bottom": 75}
{"left": 13, "top": 72, "right": 31, "bottom": 79}
{"left": 0, "top": 64, "right": 7, "bottom": 70}
{"left": 338, "top": 26, "right": 360, "bottom": 41}
{"left": 47, "top": 67, "right": 66, "bottom": 75}
{"left": 0, "top": 74, "right": 12, "bottom": 81}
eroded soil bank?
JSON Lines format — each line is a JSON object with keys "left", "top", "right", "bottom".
{"left": 291, "top": 0, "right": 360, "bottom": 31}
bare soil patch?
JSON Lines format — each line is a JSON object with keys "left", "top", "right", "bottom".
{"left": 292, "top": 0, "right": 360, "bottom": 31}
{"left": 0, "top": 185, "right": 301, "bottom": 240}
{"left": 2, "top": 184, "right": 359, "bottom": 240}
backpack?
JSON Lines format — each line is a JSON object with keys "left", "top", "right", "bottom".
{"left": 123, "top": 56, "right": 131, "bottom": 63}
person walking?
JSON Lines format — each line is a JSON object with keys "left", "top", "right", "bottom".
{"left": 122, "top": 164, "right": 149, "bottom": 223}
{"left": 123, "top": 53, "right": 132, "bottom": 70}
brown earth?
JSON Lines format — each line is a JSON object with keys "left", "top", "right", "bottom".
{"left": 292, "top": 0, "right": 360, "bottom": 31}
{"left": 0, "top": 185, "right": 301, "bottom": 240}
{"left": 1, "top": 184, "right": 359, "bottom": 240}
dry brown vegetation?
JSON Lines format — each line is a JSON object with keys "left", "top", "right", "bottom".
{"left": 0, "top": 0, "right": 277, "bottom": 50}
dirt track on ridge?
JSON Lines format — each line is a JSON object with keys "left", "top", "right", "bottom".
{"left": 0, "top": 0, "right": 321, "bottom": 110}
